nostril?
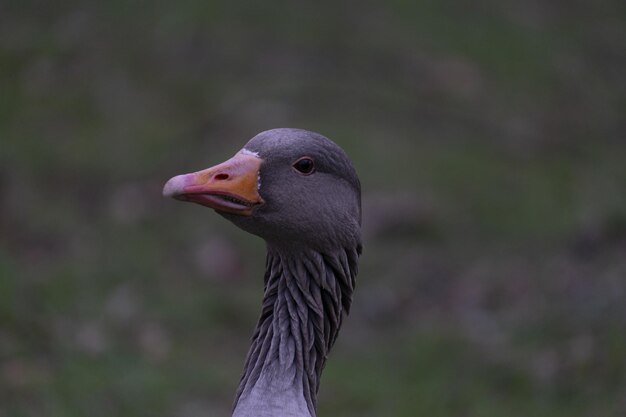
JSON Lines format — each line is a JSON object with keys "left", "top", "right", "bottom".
{"left": 214, "top": 173, "right": 229, "bottom": 181}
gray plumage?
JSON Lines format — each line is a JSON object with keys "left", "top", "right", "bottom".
{"left": 234, "top": 246, "right": 359, "bottom": 417}
{"left": 167, "top": 128, "right": 362, "bottom": 417}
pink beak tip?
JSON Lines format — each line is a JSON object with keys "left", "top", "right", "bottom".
{"left": 163, "top": 174, "right": 191, "bottom": 198}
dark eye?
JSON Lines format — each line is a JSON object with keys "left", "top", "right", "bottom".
{"left": 293, "top": 157, "right": 315, "bottom": 175}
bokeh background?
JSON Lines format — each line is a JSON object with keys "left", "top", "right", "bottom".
{"left": 2, "top": 1, "right": 626, "bottom": 416}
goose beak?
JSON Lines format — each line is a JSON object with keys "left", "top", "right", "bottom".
{"left": 163, "top": 151, "right": 264, "bottom": 216}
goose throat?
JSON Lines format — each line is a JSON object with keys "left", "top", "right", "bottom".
{"left": 233, "top": 245, "right": 359, "bottom": 417}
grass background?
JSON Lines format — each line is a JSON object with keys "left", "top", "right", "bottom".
{"left": 1, "top": 1, "right": 626, "bottom": 416}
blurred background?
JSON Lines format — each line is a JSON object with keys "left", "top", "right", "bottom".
{"left": 1, "top": 1, "right": 626, "bottom": 416}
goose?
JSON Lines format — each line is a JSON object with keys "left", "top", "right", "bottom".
{"left": 163, "top": 128, "right": 362, "bottom": 417}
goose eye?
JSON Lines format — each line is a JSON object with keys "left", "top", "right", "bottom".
{"left": 293, "top": 157, "right": 315, "bottom": 175}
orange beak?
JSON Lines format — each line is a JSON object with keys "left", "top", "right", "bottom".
{"left": 163, "top": 151, "right": 264, "bottom": 215}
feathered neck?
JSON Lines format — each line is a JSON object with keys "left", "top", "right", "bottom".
{"left": 232, "top": 244, "right": 360, "bottom": 417}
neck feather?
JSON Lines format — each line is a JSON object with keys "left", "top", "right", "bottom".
{"left": 232, "top": 244, "right": 360, "bottom": 417}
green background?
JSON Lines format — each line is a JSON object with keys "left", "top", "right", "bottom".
{"left": 2, "top": 1, "right": 625, "bottom": 416}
